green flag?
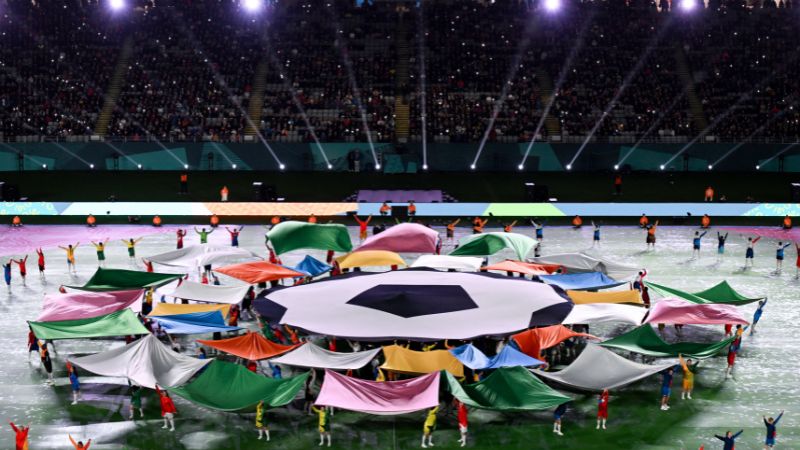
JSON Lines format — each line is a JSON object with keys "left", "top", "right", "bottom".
{"left": 450, "top": 232, "right": 536, "bottom": 261}
{"left": 67, "top": 268, "right": 182, "bottom": 292}
{"left": 444, "top": 366, "right": 570, "bottom": 411}
{"left": 168, "top": 360, "right": 309, "bottom": 411}
{"left": 266, "top": 221, "right": 353, "bottom": 255}
{"left": 647, "top": 281, "right": 763, "bottom": 306}
{"left": 29, "top": 309, "right": 148, "bottom": 340}
{"left": 599, "top": 325, "right": 736, "bottom": 359}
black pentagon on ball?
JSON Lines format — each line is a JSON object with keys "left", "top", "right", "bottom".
{"left": 346, "top": 284, "right": 479, "bottom": 318}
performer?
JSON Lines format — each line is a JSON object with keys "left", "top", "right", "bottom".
{"left": 353, "top": 214, "right": 372, "bottom": 241}
{"left": 176, "top": 229, "right": 187, "bottom": 249}
{"left": 679, "top": 354, "right": 698, "bottom": 400}
{"left": 9, "top": 422, "right": 30, "bottom": 450}
{"left": 90, "top": 239, "right": 109, "bottom": 267}
{"left": 472, "top": 217, "right": 488, "bottom": 234}
{"left": 775, "top": 242, "right": 791, "bottom": 273}
{"left": 446, "top": 219, "right": 460, "bottom": 242}
{"left": 530, "top": 219, "right": 544, "bottom": 241}
{"left": 311, "top": 405, "right": 331, "bottom": 447}
{"left": 421, "top": 405, "right": 439, "bottom": 448}
{"left": 58, "top": 243, "right": 80, "bottom": 274}
{"left": 763, "top": 410, "right": 784, "bottom": 449}
{"left": 40, "top": 343, "right": 54, "bottom": 384}
{"left": 744, "top": 236, "right": 761, "bottom": 269}
{"left": 121, "top": 238, "right": 143, "bottom": 262}
{"left": 553, "top": 402, "right": 568, "bottom": 436}
{"left": 194, "top": 227, "right": 214, "bottom": 244}
{"left": 68, "top": 434, "right": 91, "bottom": 450}
{"left": 714, "top": 430, "right": 743, "bottom": 450}
{"left": 129, "top": 383, "right": 144, "bottom": 419}
{"left": 596, "top": 389, "right": 609, "bottom": 429}
{"left": 226, "top": 226, "right": 244, "bottom": 247}
{"left": 3, "top": 261, "right": 11, "bottom": 290}
{"left": 35, "top": 248, "right": 45, "bottom": 280}
{"left": 255, "top": 400, "right": 270, "bottom": 441}
{"left": 692, "top": 231, "right": 707, "bottom": 259}
{"left": 67, "top": 362, "right": 81, "bottom": 405}
{"left": 591, "top": 221, "right": 601, "bottom": 247}
{"left": 156, "top": 386, "right": 177, "bottom": 431}
{"left": 750, "top": 299, "right": 767, "bottom": 335}
{"left": 11, "top": 255, "right": 27, "bottom": 285}
{"left": 660, "top": 367, "right": 674, "bottom": 410}
{"left": 457, "top": 400, "right": 469, "bottom": 446}
{"left": 716, "top": 232, "right": 728, "bottom": 262}
{"left": 645, "top": 221, "right": 659, "bottom": 250}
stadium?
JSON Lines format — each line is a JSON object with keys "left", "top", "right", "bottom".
{"left": 0, "top": 0, "right": 798, "bottom": 448}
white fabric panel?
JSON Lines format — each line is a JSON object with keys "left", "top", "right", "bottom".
{"left": 70, "top": 334, "right": 212, "bottom": 389}
{"left": 410, "top": 255, "right": 483, "bottom": 272}
{"left": 561, "top": 303, "right": 647, "bottom": 325}
{"left": 147, "top": 245, "right": 260, "bottom": 269}
{"left": 270, "top": 343, "right": 381, "bottom": 370}
{"left": 169, "top": 280, "right": 250, "bottom": 305}
{"left": 532, "top": 344, "right": 674, "bottom": 391}
{"left": 529, "top": 252, "right": 639, "bottom": 280}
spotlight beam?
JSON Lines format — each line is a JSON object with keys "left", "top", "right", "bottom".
{"left": 471, "top": 17, "right": 539, "bottom": 168}
{"left": 265, "top": 43, "right": 331, "bottom": 169}
{"left": 105, "top": 142, "right": 141, "bottom": 167}
{"left": 416, "top": 3, "right": 429, "bottom": 170}
{"left": 325, "top": 7, "right": 379, "bottom": 168}
{"left": 759, "top": 141, "right": 799, "bottom": 169}
{"left": 662, "top": 52, "right": 800, "bottom": 168}
{"left": 567, "top": 17, "right": 675, "bottom": 168}
{"left": 711, "top": 98, "right": 798, "bottom": 167}
{"left": 0, "top": 143, "right": 47, "bottom": 167}
{"left": 520, "top": 13, "right": 594, "bottom": 169}
{"left": 210, "top": 142, "right": 235, "bottom": 166}
{"left": 617, "top": 90, "right": 687, "bottom": 166}
{"left": 167, "top": 11, "right": 284, "bottom": 169}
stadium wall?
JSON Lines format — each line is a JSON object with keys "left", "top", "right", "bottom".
{"left": 2, "top": 142, "right": 799, "bottom": 172}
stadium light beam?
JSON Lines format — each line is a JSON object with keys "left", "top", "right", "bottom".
{"left": 104, "top": 142, "right": 140, "bottom": 168}
{"left": 617, "top": 91, "right": 687, "bottom": 167}
{"left": 679, "top": 0, "right": 697, "bottom": 11}
{"left": 757, "top": 141, "right": 799, "bottom": 171}
{"left": 166, "top": 11, "right": 285, "bottom": 170}
{"left": 662, "top": 53, "right": 800, "bottom": 169}
{"left": 520, "top": 13, "right": 594, "bottom": 170}
{"left": 416, "top": 4, "right": 430, "bottom": 171}
{"left": 567, "top": 17, "right": 675, "bottom": 169}
{"left": 325, "top": 9, "right": 379, "bottom": 169}
{"left": 0, "top": 142, "right": 47, "bottom": 168}
{"left": 471, "top": 18, "right": 537, "bottom": 169}
{"left": 711, "top": 100, "right": 797, "bottom": 168}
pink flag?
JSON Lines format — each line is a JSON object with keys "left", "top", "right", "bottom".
{"left": 315, "top": 369, "right": 440, "bottom": 415}
{"left": 356, "top": 223, "right": 439, "bottom": 254}
{"left": 38, "top": 290, "right": 144, "bottom": 322}
{"left": 644, "top": 298, "right": 749, "bottom": 326}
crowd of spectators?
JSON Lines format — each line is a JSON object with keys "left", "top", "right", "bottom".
{"left": 0, "top": 0, "right": 797, "bottom": 143}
